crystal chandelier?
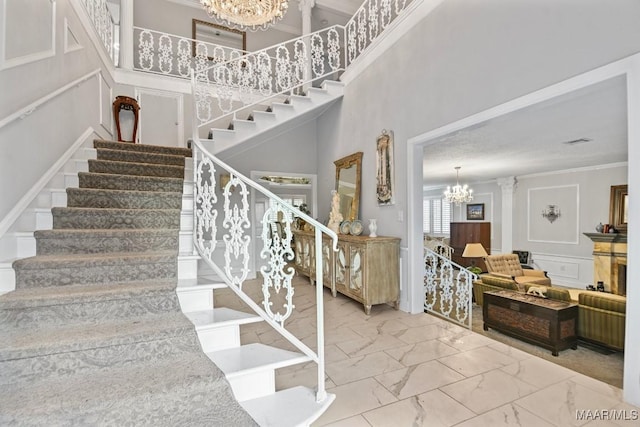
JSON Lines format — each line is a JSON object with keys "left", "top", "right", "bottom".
{"left": 199, "top": 0, "right": 289, "bottom": 32}
{"left": 444, "top": 166, "right": 473, "bottom": 205}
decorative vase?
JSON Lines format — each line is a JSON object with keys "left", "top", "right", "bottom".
{"left": 595, "top": 222, "right": 604, "bottom": 233}
{"left": 368, "top": 219, "right": 377, "bottom": 237}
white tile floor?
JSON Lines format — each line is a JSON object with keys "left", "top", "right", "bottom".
{"left": 212, "top": 276, "right": 639, "bottom": 426}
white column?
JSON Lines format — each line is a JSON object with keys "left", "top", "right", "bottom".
{"left": 298, "top": 0, "right": 315, "bottom": 92}
{"left": 497, "top": 176, "right": 516, "bottom": 254}
{"left": 119, "top": 0, "right": 134, "bottom": 70}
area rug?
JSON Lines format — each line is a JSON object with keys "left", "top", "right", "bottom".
{"left": 471, "top": 305, "right": 624, "bottom": 388}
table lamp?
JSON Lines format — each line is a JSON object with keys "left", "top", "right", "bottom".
{"left": 462, "top": 243, "right": 488, "bottom": 273}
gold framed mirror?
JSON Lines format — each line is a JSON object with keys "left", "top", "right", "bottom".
{"left": 609, "top": 184, "right": 628, "bottom": 233}
{"left": 192, "top": 19, "right": 247, "bottom": 54}
{"left": 334, "top": 152, "right": 363, "bottom": 222}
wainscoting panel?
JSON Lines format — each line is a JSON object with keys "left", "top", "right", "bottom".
{"left": 1, "top": 0, "right": 56, "bottom": 70}
{"left": 531, "top": 252, "right": 593, "bottom": 288}
{"left": 99, "top": 73, "right": 113, "bottom": 136}
{"left": 64, "top": 17, "right": 83, "bottom": 54}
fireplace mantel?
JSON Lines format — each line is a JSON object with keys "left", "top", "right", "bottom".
{"left": 584, "top": 232, "right": 627, "bottom": 295}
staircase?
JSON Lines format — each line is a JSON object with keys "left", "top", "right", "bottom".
{"left": 204, "top": 81, "right": 344, "bottom": 156}
{"left": 0, "top": 139, "right": 334, "bottom": 425}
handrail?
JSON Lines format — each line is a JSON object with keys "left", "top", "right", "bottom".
{"left": 193, "top": 25, "right": 345, "bottom": 128}
{"left": 191, "top": 135, "right": 338, "bottom": 401}
{"left": 0, "top": 69, "right": 101, "bottom": 132}
{"left": 132, "top": 26, "right": 250, "bottom": 56}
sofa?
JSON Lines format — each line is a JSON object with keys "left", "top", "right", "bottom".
{"left": 577, "top": 291, "right": 626, "bottom": 351}
{"left": 472, "top": 275, "right": 626, "bottom": 350}
{"left": 472, "top": 274, "right": 567, "bottom": 307}
{"left": 484, "top": 254, "right": 551, "bottom": 286}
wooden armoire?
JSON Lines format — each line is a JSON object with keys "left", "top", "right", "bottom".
{"left": 449, "top": 222, "right": 491, "bottom": 271}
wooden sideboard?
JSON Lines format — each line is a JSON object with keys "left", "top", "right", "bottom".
{"left": 293, "top": 230, "right": 400, "bottom": 315}
{"left": 450, "top": 222, "right": 491, "bottom": 270}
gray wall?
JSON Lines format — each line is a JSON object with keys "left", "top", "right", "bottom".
{"left": 0, "top": 0, "right": 115, "bottom": 223}
{"left": 133, "top": 0, "right": 293, "bottom": 51}
{"left": 317, "top": 0, "right": 640, "bottom": 244}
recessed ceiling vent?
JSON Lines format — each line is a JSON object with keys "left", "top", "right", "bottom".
{"left": 563, "top": 138, "right": 592, "bottom": 145}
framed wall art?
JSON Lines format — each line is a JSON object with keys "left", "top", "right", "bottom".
{"left": 376, "top": 129, "right": 395, "bottom": 206}
{"left": 466, "top": 203, "right": 485, "bottom": 220}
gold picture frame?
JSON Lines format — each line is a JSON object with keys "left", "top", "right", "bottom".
{"left": 609, "top": 184, "right": 628, "bottom": 233}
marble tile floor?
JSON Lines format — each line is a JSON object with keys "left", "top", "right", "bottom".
{"left": 210, "top": 276, "right": 639, "bottom": 426}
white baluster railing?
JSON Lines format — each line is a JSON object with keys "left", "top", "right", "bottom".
{"left": 133, "top": 27, "right": 248, "bottom": 79}
{"left": 193, "top": 25, "right": 345, "bottom": 127}
{"left": 190, "top": 134, "right": 338, "bottom": 402}
{"left": 80, "top": 0, "right": 117, "bottom": 65}
{"left": 345, "top": 0, "right": 414, "bottom": 66}
{"left": 424, "top": 247, "right": 475, "bottom": 328}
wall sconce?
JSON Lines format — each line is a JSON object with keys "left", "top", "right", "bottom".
{"left": 219, "top": 173, "right": 231, "bottom": 190}
{"left": 542, "top": 204, "right": 561, "bottom": 223}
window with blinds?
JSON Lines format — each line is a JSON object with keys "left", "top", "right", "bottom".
{"left": 423, "top": 197, "right": 451, "bottom": 235}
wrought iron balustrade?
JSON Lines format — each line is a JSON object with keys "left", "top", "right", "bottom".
{"left": 191, "top": 139, "right": 338, "bottom": 402}
{"left": 424, "top": 247, "right": 476, "bottom": 328}
{"left": 80, "top": 0, "right": 117, "bottom": 65}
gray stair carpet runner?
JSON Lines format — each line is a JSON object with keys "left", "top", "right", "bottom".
{"left": 0, "top": 139, "right": 257, "bottom": 426}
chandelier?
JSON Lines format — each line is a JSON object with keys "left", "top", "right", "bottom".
{"left": 444, "top": 166, "right": 473, "bottom": 205}
{"left": 199, "top": 0, "right": 289, "bottom": 32}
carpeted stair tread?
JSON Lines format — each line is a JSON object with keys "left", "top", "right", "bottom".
{"left": 79, "top": 171, "right": 184, "bottom": 192}
{"left": 52, "top": 206, "right": 181, "bottom": 229}
{"left": 89, "top": 159, "right": 185, "bottom": 178}
{"left": 0, "top": 280, "right": 180, "bottom": 330}
{"left": 13, "top": 250, "right": 177, "bottom": 270}
{"left": 0, "top": 279, "right": 177, "bottom": 309}
{"left": 0, "top": 351, "right": 256, "bottom": 426}
{"left": 34, "top": 228, "right": 180, "bottom": 254}
{"left": 94, "top": 139, "right": 192, "bottom": 158}
{"left": 0, "top": 311, "right": 192, "bottom": 362}
{"left": 66, "top": 187, "right": 183, "bottom": 209}
{"left": 13, "top": 251, "right": 178, "bottom": 288}
{"left": 97, "top": 147, "right": 188, "bottom": 166}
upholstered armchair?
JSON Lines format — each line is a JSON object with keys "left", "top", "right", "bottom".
{"left": 484, "top": 254, "right": 551, "bottom": 288}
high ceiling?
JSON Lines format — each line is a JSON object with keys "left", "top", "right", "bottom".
{"left": 170, "top": 0, "right": 362, "bottom": 34}
{"left": 422, "top": 76, "right": 629, "bottom": 189}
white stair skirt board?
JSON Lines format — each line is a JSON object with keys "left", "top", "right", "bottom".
{"left": 206, "top": 343, "right": 311, "bottom": 402}
{"left": 241, "top": 386, "right": 336, "bottom": 427}
{"left": 184, "top": 308, "right": 263, "bottom": 353}
{"left": 179, "top": 210, "right": 193, "bottom": 231}
{"left": 178, "top": 230, "right": 194, "bottom": 254}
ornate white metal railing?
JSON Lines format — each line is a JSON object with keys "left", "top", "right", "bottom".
{"left": 191, "top": 135, "right": 338, "bottom": 402}
{"left": 193, "top": 25, "right": 345, "bottom": 127}
{"left": 345, "top": 0, "right": 415, "bottom": 66}
{"left": 80, "top": 0, "right": 117, "bottom": 65}
{"left": 133, "top": 27, "right": 248, "bottom": 79}
{"left": 424, "top": 247, "right": 476, "bottom": 329}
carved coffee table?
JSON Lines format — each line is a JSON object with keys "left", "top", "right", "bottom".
{"left": 482, "top": 289, "right": 578, "bottom": 356}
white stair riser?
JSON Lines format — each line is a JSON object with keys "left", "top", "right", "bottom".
{"left": 179, "top": 231, "right": 194, "bottom": 254}
{"left": 180, "top": 212, "right": 193, "bottom": 231}
{"left": 197, "top": 325, "right": 241, "bottom": 353}
{"left": 36, "top": 210, "right": 53, "bottom": 230}
{"left": 64, "top": 159, "right": 88, "bottom": 174}
{"left": 16, "top": 234, "right": 36, "bottom": 258}
{"left": 64, "top": 173, "right": 79, "bottom": 187}
{"left": 228, "top": 371, "right": 275, "bottom": 402}
{"left": 177, "top": 255, "right": 198, "bottom": 280}
{"left": 176, "top": 288, "right": 213, "bottom": 312}
{"left": 0, "top": 265, "right": 16, "bottom": 294}
{"left": 184, "top": 181, "right": 193, "bottom": 195}
{"left": 182, "top": 196, "right": 193, "bottom": 211}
